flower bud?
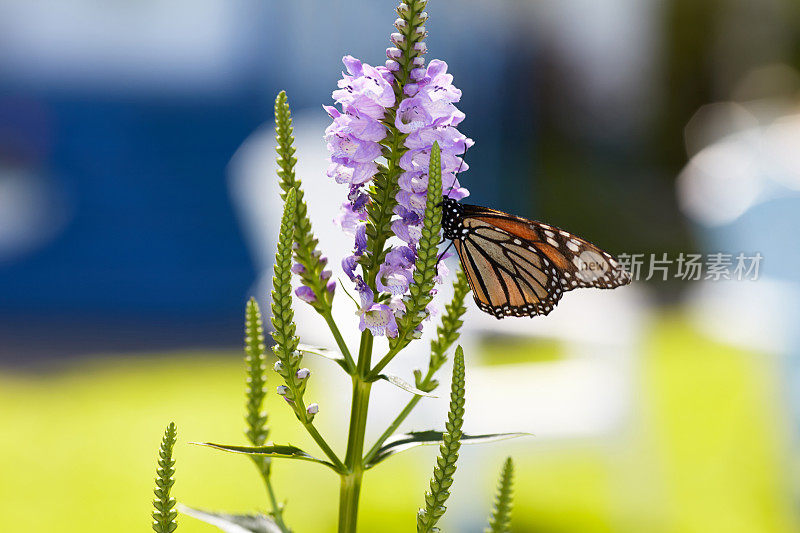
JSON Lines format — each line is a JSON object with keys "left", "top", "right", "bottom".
{"left": 306, "top": 403, "right": 319, "bottom": 415}
{"left": 412, "top": 57, "right": 425, "bottom": 68}
{"left": 415, "top": 26, "right": 426, "bottom": 35}
{"left": 295, "top": 286, "right": 317, "bottom": 304}
{"left": 418, "top": 11, "right": 429, "bottom": 22}
{"left": 312, "top": 249, "right": 323, "bottom": 259}
{"left": 296, "top": 368, "right": 311, "bottom": 380}
{"left": 320, "top": 270, "right": 332, "bottom": 281}
{"left": 274, "top": 361, "right": 283, "bottom": 372}
{"left": 326, "top": 280, "right": 337, "bottom": 294}
{"left": 391, "top": 32, "right": 405, "bottom": 45}
{"left": 394, "top": 17, "right": 407, "bottom": 29}
{"left": 386, "top": 47, "right": 402, "bottom": 59}
{"left": 404, "top": 83, "right": 419, "bottom": 96}
{"left": 386, "top": 60, "right": 400, "bottom": 72}
{"left": 413, "top": 42, "right": 427, "bottom": 53}
{"left": 276, "top": 385, "right": 289, "bottom": 396}
{"left": 410, "top": 68, "right": 426, "bottom": 80}
{"left": 396, "top": 3, "right": 409, "bottom": 15}
{"left": 291, "top": 263, "right": 305, "bottom": 275}
{"left": 318, "top": 255, "right": 329, "bottom": 267}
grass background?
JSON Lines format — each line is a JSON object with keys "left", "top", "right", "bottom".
{"left": 0, "top": 314, "right": 795, "bottom": 532}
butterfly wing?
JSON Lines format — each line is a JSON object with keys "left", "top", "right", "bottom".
{"left": 453, "top": 204, "right": 631, "bottom": 319}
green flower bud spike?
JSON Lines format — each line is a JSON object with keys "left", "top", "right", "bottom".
{"left": 274, "top": 91, "right": 333, "bottom": 313}
{"left": 485, "top": 457, "right": 515, "bottom": 533}
{"left": 416, "top": 345, "right": 466, "bottom": 533}
{"left": 152, "top": 422, "right": 178, "bottom": 533}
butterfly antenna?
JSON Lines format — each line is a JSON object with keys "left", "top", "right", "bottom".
{"left": 444, "top": 144, "right": 470, "bottom": 198}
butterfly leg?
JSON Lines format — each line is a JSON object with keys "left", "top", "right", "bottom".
{"left": 437, "top": 240, "right": 455, "bottom": 266}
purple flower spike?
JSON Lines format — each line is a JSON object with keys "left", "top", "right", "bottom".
{"left": 295, "top": 286, "right": 317, "bottom": 304}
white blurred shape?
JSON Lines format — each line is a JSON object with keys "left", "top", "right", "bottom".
{"left": 687, "top": 279, "right": 798, "bottom": 354}
{"left": 0, "top": 167, "right": 72, "bottom": 263}
{"left": 764, "top": 114, "right": 800, "bottom": 191}
{"left": 684, "top": 102, "right": 759, "bottom": 157}
{"left": 677, "top": 135, "right": 762, "bottom": 226}
{"left": 0, "top": 0, "right": 246, "bottom": 94}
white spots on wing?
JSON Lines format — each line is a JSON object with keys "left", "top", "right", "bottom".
{"left": 559, "top": 230, "right": 570, "bottom": 237}
{"left": 546, "top": 237, "right": 559, "bottom": 248}
{"left": 543, "top": 230, "right": 555, "bottom": 238}
{"left": 513, "top": 238, "right": 522, "bottom": 245}
{"left": 564, "top": 271, "right": 571, "bottom": 278}
{"left": 566, "top": 239, "right": 580, "bottom": 252}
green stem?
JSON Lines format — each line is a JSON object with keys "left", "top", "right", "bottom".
{"left": 263, "top": 477, "right": 290, "bottom": 532}
{"left": 304, "top": 422, "right": 345, "bottom": 472}
{"left": 366, "top": 345, "right": 401, "bottom": 380}
{"left": 338, "top": 331, "right": 374, "bottom": 533}
{"left": 322, "top": 310, "right": 356, "bottom": 374}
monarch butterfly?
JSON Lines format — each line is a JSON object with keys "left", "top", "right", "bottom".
{"left": 441, "top": 197, "right": 631, "bottom": 319}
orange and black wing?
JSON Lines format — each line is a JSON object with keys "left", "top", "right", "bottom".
{"left": 453, "top": 204, "right": 631, "bottom": 319}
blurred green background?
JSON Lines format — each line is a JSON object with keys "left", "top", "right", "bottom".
{"left": 1, "top": 315, "right": 795, "bottom": 532}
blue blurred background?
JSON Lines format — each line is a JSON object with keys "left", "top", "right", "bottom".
{"left": 2, "top": 0, "right": 800, "bottom": 532}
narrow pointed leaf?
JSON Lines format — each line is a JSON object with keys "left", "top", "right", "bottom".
{"left": 297, "top": 343, "right": 349, "bottom": 372}
{"left": 179, "top": 505, "right": 282, "bottom": 533}
{"left": 193, "top": 442, "right": 339, "bottom": 472}
{"left": 368, "top": 431, "right": 529, "bottom": 469}
{"left": 375, "top": 374, "right": 438, "bottom": 398}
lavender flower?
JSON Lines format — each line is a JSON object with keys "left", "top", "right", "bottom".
{"left": 295, "top": 286, "right": 317, "bottom": 304}
{"left": 354, "top": 278, "right": 399, "bottom": 338}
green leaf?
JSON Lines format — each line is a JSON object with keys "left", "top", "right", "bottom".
{"left": 193, "top": 442, "right": 340, "bottom": 472}
{"left": 297, "top": 343, "right": 349, "bottom": 372}
{"left": 274, "top": 91, "right": 332, "bottom": 313}
{"left": 152, "top": 422, "right": 178, "bottom": 533}
{"left": 375, "top": 374, "right": 439, "bottom": 398}
{"left": 485, "top": 458, "right": 514, "bottom": 533}
{"left": 417, "top": 345, "right": 465, "bottom": 533}
{"left": 180, "top": 505, "right": 282, "bottom": 533}
{"left": 366, "top": 431, "right": 527, "bottom": 469}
